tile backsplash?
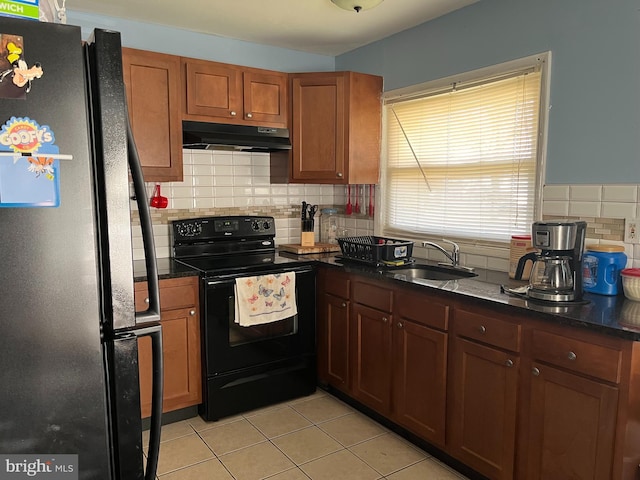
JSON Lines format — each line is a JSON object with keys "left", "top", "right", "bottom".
{"left": 131, "top": 153, "right": 640, "bottom": 271}
{"left": 130, "top": 149, "right": 374, "bottom": 260}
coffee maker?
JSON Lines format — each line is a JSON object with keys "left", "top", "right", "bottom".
{"left": 514, "top": 220, "right": 587, "bottom": 302}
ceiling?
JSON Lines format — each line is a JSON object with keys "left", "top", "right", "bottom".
{"left": 68, "top": 0, "right": 478, "bottom": 56}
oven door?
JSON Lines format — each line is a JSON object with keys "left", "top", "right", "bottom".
{"left": 203, "top": 264, "right": 315, "bottom": 375}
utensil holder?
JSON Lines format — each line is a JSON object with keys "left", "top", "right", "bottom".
{"left": 301, "top": 232, "right": 315, "bottom": 246}
{"left": 301, "top": 219, "right": 315, "bottom": 246}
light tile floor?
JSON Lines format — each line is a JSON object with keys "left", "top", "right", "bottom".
{"left": 146, "top": 390, "right": 470, "bottom": 480}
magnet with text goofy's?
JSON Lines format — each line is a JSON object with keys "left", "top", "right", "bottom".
{"left": 0, "top": 34, "right": 43, "bottom": 99}
{"left": 0, "top": 116, "right": 73, "bottom": 207}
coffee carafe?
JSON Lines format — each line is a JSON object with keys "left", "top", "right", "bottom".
{"left": 514, "top": 220, "right": 587, "bottom": 302}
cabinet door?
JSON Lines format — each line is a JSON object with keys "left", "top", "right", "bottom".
{"left": 351, "top": 303, "right": 392, "bottom": 415}
{"left": 448, "top": 337, "right": 519, "bottom": 480}
{"left": 138, "top": 306, "right": 201, "bottom": 418}
{"left": 290, "top": 74, "right": 346, "bottom": 183}
{"left": 526, "top": 362, "right": 618, "bottom": 480}
{"left": 243, "top": 71, "right": 287, "bottom": 127}
{"left": 319, "top": 293, "right": 351, "bottom": 392}
{"left": 122, "top": 48, "right": 182, "bottom": 182}
{"left": 184, "top": 60, "right": 243, "bottom": 120}
{"left": 393, "top": 319, "right": 447, "bottom": 447}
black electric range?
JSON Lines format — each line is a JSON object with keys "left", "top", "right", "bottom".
{"left": 171, "top": 215, "right": 317, "bottom": 420}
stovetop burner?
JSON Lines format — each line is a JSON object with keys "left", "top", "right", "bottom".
{"left": 176, "top": 251, "right": 277, "bottom": 275}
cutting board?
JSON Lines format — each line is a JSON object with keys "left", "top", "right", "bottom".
{"left": 279, "top": 243, "right": 341, "bottom": 254}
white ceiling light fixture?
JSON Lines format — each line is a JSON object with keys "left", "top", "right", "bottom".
{"left": 331, "top": 0, "right": 384, "bottom": 13}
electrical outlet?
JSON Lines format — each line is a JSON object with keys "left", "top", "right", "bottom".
{"left": 625, "top": 218, "right": 639, "bottom": 244}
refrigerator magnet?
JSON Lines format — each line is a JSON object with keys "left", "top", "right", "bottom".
{"left": 0, "top": 33, "right": 43, "bottom": 99}
{"left": 0, "top": 116, "right": 72, "bottom": 207}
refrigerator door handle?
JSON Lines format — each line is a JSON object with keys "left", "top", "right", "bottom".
{"left": 132, "top": 324, "right": 163, "bottom": 480}
{"left": 127, "top": 120, "right": 161, "bottom": 325}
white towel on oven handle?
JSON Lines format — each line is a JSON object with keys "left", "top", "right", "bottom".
{"left": 234, "top": 271, "right": 297, "bottom": 327}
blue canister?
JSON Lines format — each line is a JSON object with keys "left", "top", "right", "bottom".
{"left": 582, "top": 244, "right": 627, "bottom": 295}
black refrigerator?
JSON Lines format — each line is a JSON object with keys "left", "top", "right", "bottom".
{"left": 0, "top": 17, "right": 163, "bottom": 480}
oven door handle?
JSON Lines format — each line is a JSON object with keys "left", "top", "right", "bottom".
{"left": 206, "top": 265, "right": 314, "bottom": 286}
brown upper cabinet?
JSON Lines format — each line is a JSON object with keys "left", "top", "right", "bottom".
{"left": 182, "top": 58, "right": 288, "bottom": 128}
{"left": 122, "top": 48, "right": 183, "bottom": 182}
{"left": 284, "top": 71, "right": 382, "bottom": 184}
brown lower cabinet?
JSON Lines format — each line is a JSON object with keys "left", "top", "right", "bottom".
{"left": 317, "top": 269, "right": 450, "bottom": 446}
{"left": 448, "top": 336, "right": 519, "bottom": 479}
{"left": 351, "top": 302, "right": 393, "bottom": 414}
{"left": 317, "top": 268, "right": 351, "bottom": 392}
{"left": 393, "top": 292, "right": 448, "bottom": 447}
{"left": 526, "top": 362, "right": 618, "bottom": 479}
{"left": 448, "top": 307, "right": 521, "bottom": 480}
{"left": 316, "top": 266, "right": 640, "bottom": 480}
{"left": 135, "top": 276, "right": 201, "bottom": 418}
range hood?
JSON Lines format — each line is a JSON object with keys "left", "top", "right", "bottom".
{"left": 182, "top": 121, "right": 291, "bottom": 152}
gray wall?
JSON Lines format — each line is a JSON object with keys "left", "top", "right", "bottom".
{"left": 67, "top": 11, "right": 335, "bottom": 73}
{"left": 335, "top": 0, "right": 640, "bottom": 185}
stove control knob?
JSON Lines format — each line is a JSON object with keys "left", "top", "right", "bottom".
{"left": 176, "top": 223, "right": 188, "bottom": 236}
{"left": 263, "top": 220, "right": 271, "bottom": 231}
{"left": 251, "top": 220, "right": 261, "bottom": 231}
{"left": 177, "top": 222, "right": 202, "bottom": 237}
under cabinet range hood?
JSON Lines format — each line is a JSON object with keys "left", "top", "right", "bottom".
{"left": 182, "top": 121, "right": 291, "bottom": 151}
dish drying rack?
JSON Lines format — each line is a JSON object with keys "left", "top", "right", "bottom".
{"left": 337, "top": 236, "right": 414, "bottom": 267}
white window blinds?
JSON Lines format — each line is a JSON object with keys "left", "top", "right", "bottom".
{"left": 383, "top": 68, "right": 543, "bottom": 243}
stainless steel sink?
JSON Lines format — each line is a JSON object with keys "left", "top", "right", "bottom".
{"left": 386, "top": 264, "right": 478, "bottom": 281}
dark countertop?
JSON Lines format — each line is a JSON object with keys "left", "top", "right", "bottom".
{"left": 135, "top": 253, "right": 640, "bottom": 341}
{"left": 133, "top": 254, "right": 316, "bottom": 282}
{"left": 308, "top": 255, "right": 640, "bottom": 341}
{"left": 133, "top": 257, "right": 200, "bottom": 282}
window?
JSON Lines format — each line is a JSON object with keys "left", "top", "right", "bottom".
{"left": 381, "top": 54, "right": 549, "bottom": 244}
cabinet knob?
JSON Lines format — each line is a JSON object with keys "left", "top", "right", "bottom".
{"left": 567, "top": 351, "right": 577, "bottom": 361}
{"left": 382, "top": 317, "right": 388, "bottom": 323}
{"left": 505, "top": 359, "right": 514, "bottom": 368}
{"left": 341, "top": 302, "right": 347, "bottom": 308}
{"left": 230, "top": 111, "right": 237, "bottom": 116}
{"left": 246, "top": 112, "right": 253, "bottom": 118}
{"left": 190, "top": 309, "right": 196, "bottom": 316}
{"left": 532, "top": 367, "right": 540, "bottom": 376}
{"left": 397, "top": 322, "right": 403, "bottom": 328}
{"left": 336, "top": 172, "right": 343, "bottom": 178}
{"left": 479, "top": 325, "right": 487, "bottom": 334}
{"left": 144, "top": 297, "right": 149, "bottom": 304}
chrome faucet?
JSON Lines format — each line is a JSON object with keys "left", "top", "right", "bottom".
{"left": 422, "top": 239, "right": 460, "bottom": 268}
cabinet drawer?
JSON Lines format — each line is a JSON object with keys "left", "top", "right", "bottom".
{"left": 135, "top": 277, "right": 198, "bottom": 312}
{"left": 352, "top": 280, "right": 393, "bottom": 313}
{"left": 531, "top": 330, "right": 622, "bottom": 384}
{"left": 454, "top": 309, "right": 521, "bottom": 352}
{"left": 323, "top": 272, "right": 350, "bottom": 300}
{"left": 395, "top": 290, "right": 449, "bottom": 331}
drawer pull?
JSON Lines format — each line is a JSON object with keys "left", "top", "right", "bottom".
{"left": 246, "top": 112, "right": 253, "bottom": 119}
{"left": 397, "top": 322, "right": 403, "bottom": 328}
{"left": 341, "top": 302, "right": 347, "bottom": 308}
{"left": 230, "top": 111, "right": 237, "bottom": 117}
{"left": 505, "top": 359, "right": 514, "bottom": 368}
{"left": 189, "top": 309, "right": 196, "bottom": 316}
{"left": 337, "top": 172, "right": 343, "bottom": 178}
{"left": 532, "top": 367, "right": 540, "bottom": 376}
{"left": 479, "top": 325, "right": 487, "bottom": 334}
{"left": 144, "top": 297, "right": 150, "bottom": 304}
{"left": 382, "top": 317, "right": 388, "bottom": 323}
{"left": 567, "top": 351, "right": 577, "bottom": 361}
